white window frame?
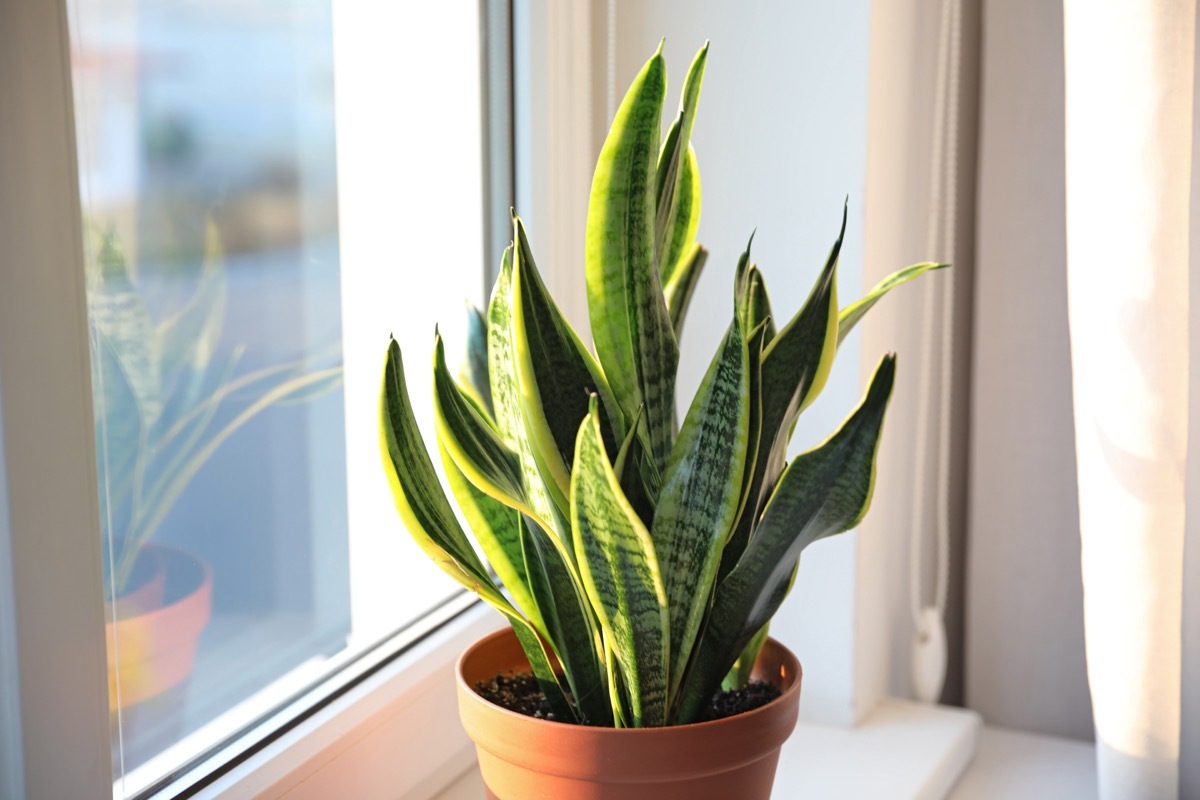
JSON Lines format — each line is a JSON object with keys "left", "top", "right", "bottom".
{"left": 0, "top": 0, "right": 592, "bottom": 797}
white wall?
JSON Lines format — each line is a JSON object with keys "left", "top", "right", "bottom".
{"left": 602, "top": 0, "right": 871, "bottom": 726}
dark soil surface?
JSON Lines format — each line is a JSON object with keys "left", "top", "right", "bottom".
{"left": 475, "top": 672, "right": 781, "bottom": 725}
{"left": 475, "top": 672, "right": 561, "bottom": 721}
{"left": 697, "top": 681, "right": 782, "bottom": 722}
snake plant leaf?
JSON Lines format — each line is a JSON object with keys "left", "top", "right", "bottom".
{"left": 572, "top": 396, "right": 670, "bottom": 727}
{"left": 157, "top": 220, "right": 226, "bottom": 407}
{"left": 718, "top": 319, "right": 771, "bottom": 582}
{"left": 737, "top": 205, "right": 846, "bottom": 540}
{"left": 665, "top": 243, "right": 708, "bottom": 340}
{"left": 837, "top": 261, "right": 949, "bottom": 346}
{"left": 382, "top": 337, "right": 573, "bottom": 720}
{"left": 732, "top": 232, "right": 754, "bottom": 302}
{"left": 508, "top": 620, "right": 576, "bottom": 722}
{"left": 439, "top": 441, "right": 541, "bottom": 631}
{"left": 741, "top": 265, "right": 777, "bottom": 344}
{"left": 659, "top": 146, "right": 702, "bottom": 286}
{"left": 655, "top": 42, "right": 707, "bottom": 282}
{"left": 92, "top": 326, "right": 145, "bottom": 597}
{"left": 652, "top": 318, "right": 749, "bottom": 702}
{"left": 764, "top": 203, "right": 845, "bottom": 414}
{"left": 586, "top": 44, "right": 679, "bottom": 473}
{"left": 721, "top": 559, "right": 799, "bottom": 690}
{"left": 487, "top": 249, "right": 561, "bottom": 535}
{"left": 433, "top": 332, "right": 528, "bottom": 509}
{"left": 605, "top": 636, "right": 632, "bottom": 728}
{"left": 677, "top": 354, "right": 896, "bottom": 722}
{"left": 129, "top": 363, "right": 342, "bottom": 584}
{"left": 89, "top": 231, "right": 164, "bottom": 431}
{"left": 520, "top": 514, "right": 613, "bottom": 726}
{"left": 457, "top": 303, "right": 493, "bottom": 418}
{"left": 722, "top": 622, "right": 770, "bottom": 691}
{"left": 612, "top": 405, "right": 655, "bottom": 527}
{"left": 385, "top": 337, "right": 508, "bottom": 589}
{"left": 511, "top": 215, "right": 624, "bottom": 513}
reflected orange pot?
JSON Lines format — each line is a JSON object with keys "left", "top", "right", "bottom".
{"left": 456, "top": 628, "right": 802, "bottom": 800}
{"left": 106, "top": 544, "right": 212, "bottom": 712}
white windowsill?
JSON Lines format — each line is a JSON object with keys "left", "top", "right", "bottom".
{"left": 432, "top": 698, "right": 982, "bottom": 799}
{"left": 947, "top": 726, "right": 1097, "bottom": 799}
{"left": 436, "top": 710, "right": 1104, "bottom": 800}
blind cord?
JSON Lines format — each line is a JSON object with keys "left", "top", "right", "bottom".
{"left": 909, "top": 0, "right": 961, "bottom": 705}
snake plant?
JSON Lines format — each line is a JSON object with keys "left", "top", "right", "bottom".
{"left": 88, "top": 222, "right": 344, "bottom": 600}
{"left": 381, "top": 42, "right": 945, "bottom": 727}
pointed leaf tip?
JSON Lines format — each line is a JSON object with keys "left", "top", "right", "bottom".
{"left": 656, "top": 38, "right": 665, "bottom": 56}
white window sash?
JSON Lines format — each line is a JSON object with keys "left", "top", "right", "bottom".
{"left": 0, "top": 0, "right": 116, "bottom": 796}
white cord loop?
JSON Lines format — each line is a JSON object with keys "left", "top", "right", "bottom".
{"left": 909, "top": 0, "right": 961, "bottom": 705}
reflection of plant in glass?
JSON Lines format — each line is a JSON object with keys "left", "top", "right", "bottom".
{"left": 87, "top": 223, "right": 343, "bottom": 599}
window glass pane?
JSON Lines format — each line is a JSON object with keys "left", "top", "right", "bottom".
{"left": 67, "top": 1, "right": 489, "bottom": 792}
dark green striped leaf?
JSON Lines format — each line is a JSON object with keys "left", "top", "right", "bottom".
{"left": 520, "top": 515, "right": 612, "bottom": 726}
{"left": 655, "top": 42, "right": 706, "bottom": 282}
{"left": 439, "top": 441, "right": 541, "bottom": 631}
{"left": 487, "top": 249, "right": 561, "bottom": 535}
{"left": 613, "top": 405, "right": 655, "bottom": 527}
{"left": 433, "top": 332, "right": 527, "bottom": 508}
{"left": 838, "top": 261, "right": 949, "bottom": 346}
{"left": 718, "top": 319, "right": 770, "bottom": 582}
{"left": 457, "top": 303, "right": 493, "bottom": 418}
{"left": 739, "top": 206, "right": 846, "bottom": 545}
{"left": 586, "top": 44, "right": 679, "bottom": 473}
{"left": 665, "top": 243, "right": 708, "bottom": 340}
{"left": 740, "top": 264, "right": 777, "bottom": 343}
{"left": 677, "top": 354, "right": 896, "bottom": 722}
{"left": 571, "top": 397, "right": 670, "bottom": 727}
{"left": 380, "top": 337, "right": 573, "bottom": 719}
{"left": 722, "top": 622, "right": 770, "bottom": 691}
{"left": 652, "top": 319, "right": 749, "bottom": 702}
{"left": 511, "top": 215, "right": 624, "bottom": 514}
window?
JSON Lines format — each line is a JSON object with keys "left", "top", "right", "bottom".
{"left": 1, "top": 0, "right": 511, "bottom": 797}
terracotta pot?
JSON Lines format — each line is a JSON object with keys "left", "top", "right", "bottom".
{"left": 106, "top": 543, "right": 213, "bottom": 712}
{"left": 456, "top": 627, "right": 802, "bottom": 800}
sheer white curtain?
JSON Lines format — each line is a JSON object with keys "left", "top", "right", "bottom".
{"left": 874, "top": 1, "right": 1197, "bottom": 796}
{"left": 1062, "top": 2, "right": 1194, "bottom": 797}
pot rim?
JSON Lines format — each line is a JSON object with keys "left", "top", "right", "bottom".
{"left": 456, "top": 626, "right": 802, "bottom": 734}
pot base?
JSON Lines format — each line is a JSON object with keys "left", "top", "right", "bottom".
{"left": 457, "top": 628, "right": 802, "bottom": 800}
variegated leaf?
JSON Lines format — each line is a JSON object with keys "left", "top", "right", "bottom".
{"left": 665, "top": 243, "right": 708, "bottom": 340}
{"left": 380, "top": 338, "right": 574, "bottom": 719}
{"left": 520, "top": 515, "right": 612, "bottom": 726}
{"left": 586, "top": 44, "right": 679, "bottom": 473}
{"left": 572, "top": 397, "right": 670, "bottom": 727}
{"left": 677, "top": 354, "right": 896, "bottom": 722}
{"left": 837, "top": 261, "right": 949, "bottom": 346}
{"left": 432, "top": 333, "right": 527, "bottom": 509}
{"left": 457, "top": 302, "right": 493, "bottom": 418}
{"left": 511, "top": 215, "right": 624, "bottom": 514}
{"left": 740, "top": 264, "right": 777, "bottom": 343}
{"left": 487, "top": 250, "right": 561, "bottom": 535}
{"left": 655, "top": 42, "right": 707, "bottom": 281}
{"left": 722, "top": 622, "right": 770, "bottom": 691}
{"left": 738, "top": 206, "right": 846, "bottom": 544}
{"left": 652, "top": 319, "right": 749, "bottom": 703}
{"left": 717, "top": 319, "right": 770, "bottom": 581}
{"left": 439, "top": 440, "right": 541, "bottom": 632}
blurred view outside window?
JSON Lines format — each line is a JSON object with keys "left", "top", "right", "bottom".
{"left": 68, "top": 1, "right": 489, "bottom": 793}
